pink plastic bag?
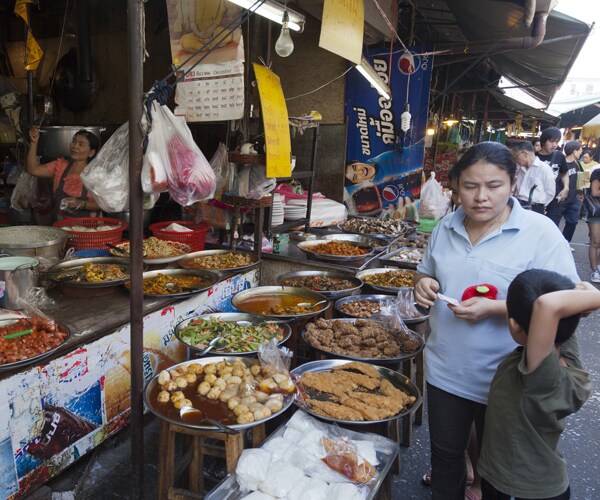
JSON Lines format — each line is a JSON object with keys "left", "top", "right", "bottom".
{"left": 145, "top": 102, "right": 216, "bottom": 206}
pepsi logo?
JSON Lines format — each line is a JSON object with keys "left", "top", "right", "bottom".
{"left": 398, "top": 51, "right": 420, "bottom": 75}
{"left": 382, "top": 185, "right": 399, "bottom": 201}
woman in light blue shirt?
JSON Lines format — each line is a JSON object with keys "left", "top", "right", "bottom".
{"left": 415, "top": 142, "right": 578, "bottom": 500}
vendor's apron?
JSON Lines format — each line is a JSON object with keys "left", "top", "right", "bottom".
{"left": 53, "top": 162, "right": 98, "bottom": 221}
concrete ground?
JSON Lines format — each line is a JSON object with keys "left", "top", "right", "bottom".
{"left": 29, "top": 220, "right": 600, "bottom": 500}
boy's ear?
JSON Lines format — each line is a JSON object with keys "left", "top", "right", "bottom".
{"left": 508, "top": 317, "right": 524, "bottom": 335}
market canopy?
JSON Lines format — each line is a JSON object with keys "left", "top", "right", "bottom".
{"left": 582, "top": 112, "right": 600, "bottom": 139}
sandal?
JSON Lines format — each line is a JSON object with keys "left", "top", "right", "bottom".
{"left": 421, "top": 472, "right": 432, "bottom": 486}
{"left": 465, "top": 486, "right": 481, "bottom": 500}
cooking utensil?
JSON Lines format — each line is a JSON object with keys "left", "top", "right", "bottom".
{"left": 179, "top": 407, "right": 240, "bottom": 435}
{"left": 174, "top": 313, "right": 292, "bottom": 357}
{"left": 0, "top": 256, "right": 39, "bottom": 309}
{"left": 195, "top": 336, "right": 225, "bottom": 356}
{"left": 0, "top": 226, "right": 68, "bottom": 260}
{"left": 296, "top": 299, "right": 328, "bottom": 309}
{"left": 106, "top": 243, "right": 130, "bottom": 255}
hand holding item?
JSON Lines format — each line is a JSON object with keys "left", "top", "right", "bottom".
{"left": 60, "top": 197, "right": 86, "bottom": 211}
{"left": 414, "top": 277, "right": 440, "bottom": 308}
{"left": 29, "top": 126, "right": 40, "bottom": 144}
{"left": 448, "top": 297, "right": 496, "bottom": 323}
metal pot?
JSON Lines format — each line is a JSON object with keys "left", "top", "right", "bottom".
{"left": 0, "top": 256, "right": 39, "bottom": 309}
{"left": 38, "top": 126, "right": 106, "bottom": 159}
{"left": 0, "top": 226, "right": 68, "bottom": 260}
{"left": 110, "top": 209, "right": 152, "bottom": 229}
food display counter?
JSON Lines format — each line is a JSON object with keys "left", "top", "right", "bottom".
{"left": 0, "top": 268, "right": 259, "bottom": 499}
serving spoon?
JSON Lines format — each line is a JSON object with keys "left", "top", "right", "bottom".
{"left": 297, "top": 299, "right": 328, "bottom": 310}
{"left": 195, "top": 336, "right": 225, "bottom": 356}
{"left": 179, "top": 406, "right": 239, "bottom": 434}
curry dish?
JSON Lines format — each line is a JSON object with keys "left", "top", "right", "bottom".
{"left": 235, "top": 294, "right": 319, "bottom": 316}
{"left": 141, "top": 273, "right": 213, "bottom": 295}
{"left": 185, "top": 252, "right": 255, "bottom": 270}
{"left": 309, "top": 241, "right": 369, "bottom": 256}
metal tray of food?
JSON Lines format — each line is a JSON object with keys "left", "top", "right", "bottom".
{"left": 297, "top": 239, "right": 375, "bottom": 262}
{"left": 174, "top": 313, "right": 292, "bottom": 356}
{"left": 109, "top": 240, "right": 191, "bottom": 265}
{"left": 301, "top": 318, "right": 424, "bottom": 364}
{"left": 378, "top": 246, "right": 425, "bottom": 270}
{"left": 179, "top": 249, "right": 260, "bottom": 273}
{"left": 323, "top": 233, "right": 389, "bottom": 252}
{"left": 276, "top": 270, "right": 363, "bottom": 299}
{"left": 356, "top": 268, "right": 416, "bottom": 294}
{"left": 205, "top": 410, "right": 400, "bottom": 500}
{"left": 291, "top": 359, "right": 422, "bottom": 425}
{"left": 336, "top": 217, "right": 415, "bottom": 239}
{"left": 231, "top": 286, "right": 330, "bottom": 319}
{"left": 0, "top": 317, "right": 71, "bottom": 372}
{"left": 143, "top": 356, "right": 295, "bottom": 431}
{"left": 127, "top": 268, "right": 221, "bottom": 298}
{"left": 46, "top": 257, "right": 132, "bottom": 287}
{"left": 335, "top": 294, "right": 429, "bottom": 324}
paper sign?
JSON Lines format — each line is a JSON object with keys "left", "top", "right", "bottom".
{"left": 319, "top": 0, "right": 364, "bottom": 65}
{"left": 253, "top": 64, "right": 291, "bottom": 178}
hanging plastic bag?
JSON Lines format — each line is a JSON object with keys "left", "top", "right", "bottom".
{"left": 10, "top": 171, "right": 37, "bottom": 213}
{"left": 419, "top": 172, "right": 449, "bottom": 220}
{"left": 145, "top": 101, "right": 217, "bottom": 206}
{"left": 81, "top": 122, "right": 130, "bottom": 212}
{"left": 210, "top": 142, "right": 234, "bottom": 200}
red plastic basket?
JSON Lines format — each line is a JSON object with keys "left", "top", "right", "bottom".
{"left": 53, "top": 217, "right": 128, "bottom": 250}
{"left": 149, "top": 221, "right": 211, "bottom": 251}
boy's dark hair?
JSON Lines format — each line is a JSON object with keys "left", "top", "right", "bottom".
{"left": 531, "top": 137, "right": 540, "bottom": 146}
{"left": 563, "top": 141, "right": 582, "bottom": 156}
{"left": 540, "top": 127, "right": 562, "bottom": 146}
{"left": 452, "top": 141, "right": 516, "bottom": 182}
{"left": 507, "top": 269, "right": 580, "bottom": 345}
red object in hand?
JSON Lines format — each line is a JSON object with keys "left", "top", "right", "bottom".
{"left": 461, "top": 284, "right": 498, "bottom": 301}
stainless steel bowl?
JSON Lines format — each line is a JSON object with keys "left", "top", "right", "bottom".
{"left": 131, "top": 268, "right": 221, "bottom": 298}
{"left": 174, "top": 312, "right": 292, "bottom": 356}
{"left": 276, "top": 270, "right": 363, "bottom": 299}
{"left": 378, "top": 246, "right": 425, "bottom": 270}
{"left": 179, "top": 249, "right": 260, "bottom": 273}
{"left": 231, "top": 286, "right": 329, "bottom": 319}
{"left": 334, "top": 294, "right": 429, "bottom": 324}
{"left": 291, "top": 359, "right": 422, "bottom": 424}
{"left": 47, "top": 256, "right": 131, "bottom": 288}
{"left": 297, "top": 239, "right": 375, "bottom": 262}
{"left": 323, "top": 233, "right": 389, "bottom": 252}
{"left": 356, "top": 268, "right": 416, "bottom": 294}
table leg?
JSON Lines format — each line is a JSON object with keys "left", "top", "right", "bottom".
{"left": 157, "top": 420, "right": 176, "bottom": 500}
{"left": 189, "top": 436, "right": 203, "bottom": 493}
{"left": 225, "top": 432, "right": 245, "bottom": 472}
{"left": 415, "top": 350, "right": 425, "bottom": 426}
{"left": 401, "top": 360, "right": 413, "bottom": 447}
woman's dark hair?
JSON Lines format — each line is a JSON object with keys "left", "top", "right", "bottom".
{"left": 564, "top": 140, "right": 582, "bottom": 156}
{"left": 540, "top": 127, "right": 562, "bottom": 146}
{"left": 74, "top": 130, "right": 100, "bottom": 161}
{"left": 531, "top": 137, "right": 540, "bottom": 146}
{"left": 507, "top": 269, "right": 579, "bottom": 345}
{"left": 451, "top": 141, "right": 516, "bottom": 182}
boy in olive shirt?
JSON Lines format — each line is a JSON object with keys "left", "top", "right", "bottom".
{"left": 477, "top": 270, "right": 596, "bottom": 500}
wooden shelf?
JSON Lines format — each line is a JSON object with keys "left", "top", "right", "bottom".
{"left": 270, "top": 218, "right": 308, "bottom": 234}
{"left": 228, "top": 152, "right": 266, "bottom": 164}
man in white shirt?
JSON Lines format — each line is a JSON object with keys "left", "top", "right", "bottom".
{"left": 508, "top": 140, "right": 555, "bottom": 214}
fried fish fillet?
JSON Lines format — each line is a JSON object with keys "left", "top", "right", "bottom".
{"left": 380, "top": 378, "right": 416, "bottom": 405}
{"left": 336, "top": 371, "right": 380, "bottom": 390}
{"left": 332, "top": 361, "right": 380, "bottom": 379}
{"left": 347, "top": 390, "right": 404, "bottom": 415}
{"left": 307, "top": 399, "right": 364, "bottom": 421}
{"left": 301, "top": 372, "right": 358, "bottom": 397}
{"left": 339, "top": 394, "right": 392, "bottom": 420}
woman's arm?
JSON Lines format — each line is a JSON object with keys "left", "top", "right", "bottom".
{"left": 26, "top": 127, "right": 52, "bottom": 179}
{"left": 525, "top": 283, "right": 600, "bottom": 372}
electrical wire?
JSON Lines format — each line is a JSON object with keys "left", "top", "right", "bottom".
{"left": 285, "top": 67, "right": 353, "bottom": 101}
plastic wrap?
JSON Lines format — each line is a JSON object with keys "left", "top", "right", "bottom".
{"left": 145, "top": 102, "right": 217, "bottom": 206}
{"left": 233, "top": 166, "right": 276, "bottom": 200}
{"left": 81, "top": 122, "right": 130, "bottom": 213}
{"left": 418, "top": 172, "right": 448, "bottom": 220}
{"left": 256, "top": 339, "right": 295, "bottom": 394}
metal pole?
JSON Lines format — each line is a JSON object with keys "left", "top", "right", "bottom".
{"left": 127, "top": 1, "right": 145, "bottom": 498}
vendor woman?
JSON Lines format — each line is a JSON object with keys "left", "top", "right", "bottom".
{"left": 26, "top": 127, "right": 101, "bottom": 220}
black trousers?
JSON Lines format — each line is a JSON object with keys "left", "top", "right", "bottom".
{"left": 482, "top": 477, "right": 570, "bottom": 500}
{"left": 428, "top": 383, "right": 487, "bottom": 500}
{"left": 517, "top": 199, "right": 545, "bottom": 214}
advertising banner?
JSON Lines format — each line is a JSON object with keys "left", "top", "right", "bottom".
{"left": 344, "top": 48, "right": 432, "bottom": 219}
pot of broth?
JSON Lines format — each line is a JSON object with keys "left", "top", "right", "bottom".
{"left": 231, "top": 286, "right": 329, "bottom": 319}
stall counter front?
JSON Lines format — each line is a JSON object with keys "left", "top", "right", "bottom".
{"left": 0, "top": 269, "right": 259, "bottom": 500}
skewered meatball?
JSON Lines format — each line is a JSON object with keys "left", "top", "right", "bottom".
{"left": 213, "top": 378, "right": 227, "bottom": 391}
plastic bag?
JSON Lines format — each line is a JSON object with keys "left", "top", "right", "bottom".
{"left": 210, "top": 142, "right": 234, "bottom": 200}
{"left": 24, "top": 287, "right": 56, "bottom": 311}
{"left": 256, "top": 338, "right": 295, "bottom": 394}
{"left": 145, "top": 102, "right": 217, "bottom": 206}
{"left": 321, "top": 436, "right": 377, "bottom": 486}
{"left": 372, "top": 295, "right": 412, "bottom": 335}
{"left": 418, "top": 172, "right": 449, "bottom": 220}
{"left": 10, "top": 171, "right": 37, "bottom": 213}
{"left": 233, "top": 165, "right": 276, "bottom": 200}
{"left": 81, "top": 122, "right": 130, "bottom": 212}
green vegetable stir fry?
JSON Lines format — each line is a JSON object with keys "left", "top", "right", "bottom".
{"left": 178, "top": 317, "right": 286, "bottom": 352}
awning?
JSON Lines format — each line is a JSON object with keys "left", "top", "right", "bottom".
{"left": 547, "top": 93, "right": 600, "bottom": 116}
{"left": 444, "top": 0, "right": 591, "bottom": 107}
{"left": 582, "top": 113, "right": 600, "bottom": 139}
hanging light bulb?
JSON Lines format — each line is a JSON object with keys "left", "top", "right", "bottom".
{"left": 275, "top": 11, "right": 294, "bottom": 57}
{"left": 400, "top": 103, "right": 412, "bottom": 132}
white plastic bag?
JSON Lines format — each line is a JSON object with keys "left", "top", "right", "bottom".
{"left": 418, "top": 172, "right": 448, "bottom": 220}
{"left": 210, "top": 142, "right": 234, "bottom": 200}
{"left": 145, "top": 102, "right": 217, "bottom": 206}
{"left": 10, "top": 171, "right": 37, "bottom": 213}
{"left": 81, "top": 123, "right": 130, "bottom": 212}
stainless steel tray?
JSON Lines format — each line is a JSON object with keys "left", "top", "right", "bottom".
{"left": 231, "top": 286, "right": 330, "bottom": 319}
{"left": 0, "top": 320, "right": 71, "bottom": 372}
{"left": 46, "top": 257, "right": 131, "bottom": 287}
{"left": 378, "top": 246, "right": 425, "bottom": 270}
{"left": 301, "top": 317, "right": 424, "bottom": 364}
{"left": 291, "top": 359, "right": 422, "bottom": 425}
{"left": 356, "top": 268, "right": 416, "bottom": 294}
{"left": 128, "top": 268, "right": 221, "bottom": 298}
{"left": 323, "top": 233, "right": 389, "bottom": 252}
{"left": 179, "top": 249, "right": 260, "bottom": 273}
{"left": 174, "top": 313, "right": 292, "bottom": 356}
{"left": 276, "top": 270, "right": 363, "bottom": 299}
{"left": 205, "top": 410, "right": 400, "bottom": 500}
{"left": 334, "top": 294, "right": 429, "bottom": 324}
{"left": 336, "top": 217, "right": 417, "bottom": 239}
{"left": 297, "top": 239, "right": 375, "bottom": 262}
{"left": 143, "top": 356, "right": 294, "bottom": 431}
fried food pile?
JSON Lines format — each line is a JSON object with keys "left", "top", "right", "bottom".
{"left": 187, "top": 252, "right": 254, "bottom": 270}
{"left": 362, "top": 269, "right": 415, "bottom": 288}
{"left": 299, "top": 361, "right": 416, "bottom": 421}
{"left": 304, "top": 318, "right": 420, "bottom": 358}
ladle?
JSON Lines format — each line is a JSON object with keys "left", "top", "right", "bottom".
{"left": 297, "top": 299, "right": 328, "bottom": 310}
{"left": 179, "top": 406, "right": 239, "bottom": 434}
{"left": 195, "top": 336, "right": 225, "bottom": 356}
